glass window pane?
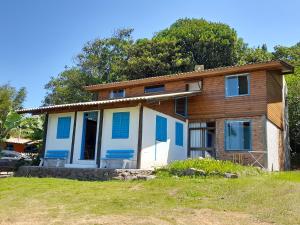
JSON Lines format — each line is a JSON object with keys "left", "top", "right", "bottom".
{"left": 144, "top": 85, "right": 165, "bottom": 93}
{"left": 238, "top": 76, "right": 249, "bottom": 95}
{"left": 226, "top": 77, "right": 238, "bottom": 96}
{"left": 225, "top": 121, "right": 251, "bottom": 150}
{"left": 175, "top": 97, "right": 187, "bottom": 116}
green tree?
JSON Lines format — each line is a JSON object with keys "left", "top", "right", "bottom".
{"left": 274, "top": 43, "right": 300, "bottom": 154}
{"left": 237, "top": 44, "right": 274, "bottom": 65}
{"left": 44, "top": 68, "right": 97, "bottom": 105}
{"left": 154, "top": 18, "right": 243, "bottom": 69}
{"left": 0, "top": 84, "right": 26, "bottom": 147}
{"left": 76, "top": 28, "right": 133, "bottom": 83}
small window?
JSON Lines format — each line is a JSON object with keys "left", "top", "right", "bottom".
{"left": 56, "top": 117, "right": 71, "bottom": 139}
{"left": 144, "top": 85, "right": 165, "bottom": 93}
{"left": 156, "top": 115, "right": 167, "bottom": 142}
{"left": 175, "top": 122, "right": 183, "bottom": 146}
{"left": 225, "top": 120, "right": 251, "bottom": 151}
{"left": 110, "top": 89, "right": 125, "bottom": 99}
{"left": 112, "top": 112, "right": 130, "bottom": 139}
{"left": 175, "top": 97, "right": 187, "bottom": 117}
{"left": 187, "top": 81, "right": 202, "bottom": 91}
{"left": 225, "top": 74, "right": 249, "bottom": 97}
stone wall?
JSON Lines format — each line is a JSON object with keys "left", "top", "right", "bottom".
{"left": 215, "top": 115, "right": 268, "bottom": 168}
{"left": 15, "top": 166, "right": 154, "bottom": 181}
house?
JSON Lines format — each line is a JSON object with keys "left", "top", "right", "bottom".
{"left": 2, "top": 137, "right": 40, "bottom": 153}
{"left": 17, "top": 60, "right": 294, "bottom": 171}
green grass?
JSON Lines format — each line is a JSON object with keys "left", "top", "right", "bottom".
{"left": 156, "top": 158, "right": 263, "bottom": 177}
{"left": 1, "top": 172, "right": 300, "bottom": 224}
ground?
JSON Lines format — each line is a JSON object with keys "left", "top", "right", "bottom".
{"left": 0, "top": 172, "right": 300, "bottom": 225}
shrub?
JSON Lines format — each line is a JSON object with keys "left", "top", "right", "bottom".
{"left": 155, "top": 158, "right": 263, "bottom": 177}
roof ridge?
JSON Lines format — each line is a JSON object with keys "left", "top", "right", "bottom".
{"left": 84, "top": 60, "right": 284, "bottom": 89}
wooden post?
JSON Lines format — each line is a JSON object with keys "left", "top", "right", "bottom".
{"left": 96, "top": 109, "right": 104, "bottom": 168}
{"left": 40, "top": 113, "right": 49, "bottom": 158}
{"left": 136, "top": 105, "right": 144, "bottom": 169}
{"left": 69, "top": 111, "right": 77, "bottom": 164}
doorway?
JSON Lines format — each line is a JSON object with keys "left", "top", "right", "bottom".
{"left": 81, "top": 112, "right": 98, "bottom": 160}
{"left": 188, "top": 122, "right": 215, "bottom": 158}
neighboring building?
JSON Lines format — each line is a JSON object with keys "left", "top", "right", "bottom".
{"left": 2, "top": 137, "right": 40, "bottom": 153}
{"left": 18, "top": 60, "right": 294, "bottom": 171}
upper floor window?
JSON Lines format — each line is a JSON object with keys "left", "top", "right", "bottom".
{"left": 225, "top": 120, "right": 251, "bottom": 151}
{"left": 225, "top": 74, "right": 249, "bottom": 97}
{"left": 175, "top": 97, "right": 187, "bottom": 117}
{"left": 144, "top": 85, "right": 165, "bottom": 93}
{"left": 110, "top": 89, "right": 125, "bottom": 99}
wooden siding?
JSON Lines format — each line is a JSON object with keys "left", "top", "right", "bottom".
{"left": 266, "top": 71, "right": 283, "bottom": 128}
{"left": 98, "top": 80, "right": 188, "bottom": 100}
{"left": 188, "top": 70, "right": 268, "bottom": 120}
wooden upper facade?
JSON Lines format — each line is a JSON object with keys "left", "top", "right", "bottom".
{"left": 84, "top": 60, "right": 293, "bottom": 129}
{"left": 18, "top": 60, "right": 293, "bottom": 129}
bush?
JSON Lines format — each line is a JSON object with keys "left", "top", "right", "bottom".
{"left": 155, "top": 158, "right": 263, "bottom": 177}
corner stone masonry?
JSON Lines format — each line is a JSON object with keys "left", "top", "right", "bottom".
{"left": 15, "top": 166, "right": 154, "bottom": 181}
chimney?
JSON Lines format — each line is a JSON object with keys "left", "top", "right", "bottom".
{"left": 194, "top": 65, "right": 204, "bottom": 72}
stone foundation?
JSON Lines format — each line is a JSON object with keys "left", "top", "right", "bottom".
{"left": 15, "top": 166, "right": 154, "bottom": 181}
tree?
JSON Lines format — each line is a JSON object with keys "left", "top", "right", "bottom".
{"left": 44, "top": 68, "right": 97, "bottom": 105}
{"left": 76, "top": 28, "right": 133, "bottom": 83}
{"left": 124, "top": 38, "right": 193, "bottom": 80}
{"left": 154, "top": 18, "right": 244, "bottom": 69}
{"left": 237, "top": 44, "right": 274, "bottom": 65}
{"left": 273, "top": 43, "right": 300, "bottom": 154}
{"left": 0, "top": 84, "right": 26, "bottom": 147}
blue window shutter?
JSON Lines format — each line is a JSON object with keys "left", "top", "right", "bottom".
{"left": 56, "top": 117, "right": 71, "bottom": 139}
{"left": 175, "top": 122, "right": 183, "bottom": 146}
{"left": 112, "top": 112, "right": 130, "bottom": 139}
{"left": 156, "top": 115, "right": 167, "bottom": 142}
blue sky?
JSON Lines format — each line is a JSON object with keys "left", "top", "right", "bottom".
{"left": 0, "top": 0, "right": 299, "bottom": 108}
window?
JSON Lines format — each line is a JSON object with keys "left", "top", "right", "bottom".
{"left": 112, "top": 112, "right": 130, "bottom": 139}
{"left": 187, "top": 81, "right": 202, "bottom": 91}
{"left": 175, "top": 122, "right": 183, "bottom": 146}
{"left": 110, "top": 89, "right": 125, "bottom": 99}
{"left": 225, "top": 74, "right": 249, "bottom": 97}
{"left": 56, "top": 117, "right": 71, "bottom": 139}
{"left": 144, "top": 85, "right": 165, "bottom": 93}
{"left": 156, "top": 115, "right": 167, "bottom": 142}
{"left": 225, "top": 120, "right": 251, "bottom": 151}
{"left": 175, "top": 97, "right": 187, "bottom": 117}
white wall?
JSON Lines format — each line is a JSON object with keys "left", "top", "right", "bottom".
{"left": 267, "top": 120, "right": 280, "bottom": 171}
{"left": 100, "top": 107, "right": 140, "bottom": 168}
{"left": 140, "top": 107, "right": 187, "bottom": 169}
{"left": 45, "top": 112, "right": 75, "bottom": 162}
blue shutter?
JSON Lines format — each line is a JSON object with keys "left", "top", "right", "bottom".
{"left": 226, "top": 77, "right": 239, "bottom": 97}
{"left": 56, "top": 117, "right": 71, "bottom": 139}
{"left": 156, "top": 115, "right": 167, "bottom": 142}
{"left": 175, "top": 122, "right": 183, "bottom": 146}
{"left": 112, "top": 112, "right": 130, "bottom": 139}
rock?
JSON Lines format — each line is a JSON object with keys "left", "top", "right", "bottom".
{"left": 137, "top": 175, "right": 156, "bottom": 180}
{"left": 183, "top": 168, "right": 206, "bottom": 176}
{"left": 224, "top": 172, "right": 238, "bottom": 179}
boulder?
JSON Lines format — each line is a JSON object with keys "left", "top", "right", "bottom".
{"left": 224, "top": 172, "right": 238, "bottom": 179}
{"left": 183, "top": 168, "right": 206, "bottom": 176}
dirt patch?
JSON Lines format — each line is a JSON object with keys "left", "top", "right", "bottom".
{"left": 0, "top": 208, "right": 273, "bottom": 225}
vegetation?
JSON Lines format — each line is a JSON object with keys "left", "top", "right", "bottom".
{"left": 0, "top": 84, "right": 25, "bottom": 146}
{"left": 0, "top": 84, "right": 43, "bottom": 149}
{"left": 156, "top": 158, "right": 263, "bottom": 177}
{"left": 0, "top": 173, "right": 300, "bottom": 224}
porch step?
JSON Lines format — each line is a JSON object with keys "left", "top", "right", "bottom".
{"left": 64, "top": 164, "right": 97, "bottom": 169}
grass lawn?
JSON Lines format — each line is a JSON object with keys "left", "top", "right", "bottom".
{"left": 0, "top": 172, "right": 300, "bottom": 225}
